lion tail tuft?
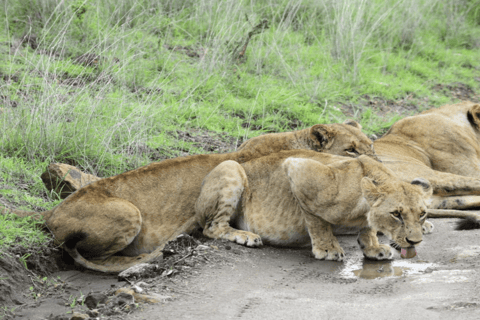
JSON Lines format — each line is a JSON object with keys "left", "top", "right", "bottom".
{"left": 455, "top": 216, "right": 480, "bottom": 230}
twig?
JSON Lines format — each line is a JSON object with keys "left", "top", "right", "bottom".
{"left": 234, "top": 19, "right": 269, "bottom": 63}
{"left": 172, "top": 251, "right": 194, "bottom": 265}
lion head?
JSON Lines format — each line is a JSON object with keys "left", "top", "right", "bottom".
{"left": 308, "top": 120, "right": 378, "bottom": 160}
{"left": 361, "top": 176, "right": 432, "bottom": 254}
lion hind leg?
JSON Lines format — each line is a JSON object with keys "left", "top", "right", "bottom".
{"left": 195, "top": 160, "right": 262, "bottom": 247}
{"left": 55, "top": 197, "right": 143, "bottom": 267}
{"left": 63, "top": 215, "right": 199, "bottom": 274}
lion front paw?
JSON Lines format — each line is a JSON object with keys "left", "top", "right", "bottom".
{"left": 422, "top": 220, "right": 434, "bottom": 234}
{"left": 362, "top": 244, "right": 394, "bottom": 260}
{"left": 225, "top": 230, "right": 263, "bottom": 247}
{"left": 312, "top": 245, "right": 345, "bottom": 261}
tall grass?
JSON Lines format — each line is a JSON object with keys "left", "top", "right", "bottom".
{"left": 0, "top": 0, "right": 479, "bottom": 176}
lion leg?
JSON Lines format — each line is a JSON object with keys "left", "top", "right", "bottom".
{"left": 303, "top": 213, "right": 345, "bottom": 261}
{"left": 195, "top": 160, "right": 262, "bottom": 247}
{"left": 357, "top": 227, "right": 393, "bottom": 260}
{"left": 49, "top": 197, "right": 143, "bottom": 260}
{"left": 283, "top": 157, "right": 346, "bottom": 260}
{"left": 429, "top": 195, "right": 480, "bottom": 210}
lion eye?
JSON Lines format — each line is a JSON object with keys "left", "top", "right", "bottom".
{"left": 419, "top": 211, "right": 427, "bottom": 217}
{"left": 391, "top": 211, "right": 401, "bottom": 218}
{"left": 346, "top": 147, "right": 357, "bottom": 154}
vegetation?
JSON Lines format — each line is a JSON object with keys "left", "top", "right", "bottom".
{"left": 1, "top": 0, "right": 480, "bottom": 258}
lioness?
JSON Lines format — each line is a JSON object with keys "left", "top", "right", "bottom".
{"left": 37, "top": 121, "right": 377, "bottom": 198}
{"left": 1, "top": 121, "right": 377, "bottom": 272}
{"left": 374, "top": 101, "right": 480, "bottom": 229}
{"left": 195, "top": 151, "right": 431, "bottom": 261}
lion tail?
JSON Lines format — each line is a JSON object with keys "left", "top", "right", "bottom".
{"left": 63, "top": 215, "right": 199, "bottom": 274}
{"left": 455, "top": 216, "right": 480, "bottom": 230}
{"left": 0, "top": 204, "right": 52, "bottom": 221}
{"left": 426, "top": 209, "right": 480, "bottom": 231}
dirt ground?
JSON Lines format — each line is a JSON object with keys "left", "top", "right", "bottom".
{"left": 2, "top": 218, "right": 480, "bottom": 320}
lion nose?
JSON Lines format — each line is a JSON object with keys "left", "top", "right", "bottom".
{"left": 406, "top": 237, "right": 422, "bottom": 246}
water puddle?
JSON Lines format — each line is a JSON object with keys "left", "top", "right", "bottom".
{"left": 339, "top": 257, "right": 436, "bottom": 280}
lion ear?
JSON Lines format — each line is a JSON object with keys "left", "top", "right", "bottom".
{"left": 343, "top": 119, "right": 362, "bottom": 130}
{"left": 467, "top": 104, "right": 480, "bottom": 130}
{"left": 411, "top": 178, "right": 433, "bottom": 197}
{"left": 309, "top": 125, "right": 335, "bottom": 151}
{"left": 361, "top": 177, "right": 384, "bottom": 205}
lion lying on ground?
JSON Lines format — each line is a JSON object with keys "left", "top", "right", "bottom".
{"left": 38, "top": 121, "right": 377, "bottom": 198}
{"left": 1, "top": 121, "right": 378, "bottom": 273}
{"left": 65, "top": 151, "right": 432, "bottom": 272}
{"left": 374, "top": 101, "right": 480, "bottom": 229}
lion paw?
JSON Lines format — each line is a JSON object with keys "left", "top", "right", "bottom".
{"left": 312, "top": 246, "right": 345, "bottom": 261}
{"left": 422, "top": 220, "right": 434, "bottom": 234}
{"left": 226, "top": 231, "right": 263, "bottom": 247}
{"left": 362, "top": 244, "right": 393, "bottom": 260}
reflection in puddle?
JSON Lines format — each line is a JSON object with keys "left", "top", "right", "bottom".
{"left": 339, "top": 258, "right": 436, "bottom": 280}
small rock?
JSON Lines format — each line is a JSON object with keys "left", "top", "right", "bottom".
{"left": 114, "top": 292, "right": 135, "bottom": 307}
{"left": 118, "top": 263, "right": 158, "bottom": 280}
{"left": 195, "top": 245, "right": 211, "bottom": 251}
{"left": 41, "top": 163, "right": 101, "bottom": 199}
{"left": 115, "top": 287, "right": 172, "bottom": 304}
{"left": 48, "top": 315, "right": 69, "bottom": 320}
{"left": 84, "top": 292, "right": 108, "bottom": 310}
{"left": 70, "top": 313, "right": 89, "bottom": 320}
{"left": 86, "top": 309, "right": 99, "bottom": 317}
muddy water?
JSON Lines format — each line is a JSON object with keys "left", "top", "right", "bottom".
{"left": 340, "top": 257, "right": 436, "bottom": 279}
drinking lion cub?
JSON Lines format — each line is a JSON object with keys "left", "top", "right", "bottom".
{"left": 195, "top": 150, "right": 432, "bottom": 260}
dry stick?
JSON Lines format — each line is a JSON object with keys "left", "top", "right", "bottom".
{"left": 235, "top": 19, "right": 269, "bottom": 63}
{"left": 172, "top": 251, "right": 194, "bottom": 265}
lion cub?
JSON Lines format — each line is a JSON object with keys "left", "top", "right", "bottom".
{"left": 195, "top": 150, "right": 432, "bottom": 260}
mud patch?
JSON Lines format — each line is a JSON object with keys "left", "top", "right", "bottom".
{"left": 0, "top": 239, "right": 61, "bottom": 308}
{"left": 168, "top": 128, "right": 242, "bottom": 156}
{"left": 432, "top": 82, "right": 480, "bottom": 102}
{"left": 453, "top": 245, "right": 480, "bottom": 259}
{"left": 5, "top": 233, "right": 240, "bottom": 319}
{"left": 411, "top": 269, "right": 476, "bottom": 284}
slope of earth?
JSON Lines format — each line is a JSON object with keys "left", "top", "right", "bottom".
{"left": 5, "top": 219, "right": 480, "bottom": 319}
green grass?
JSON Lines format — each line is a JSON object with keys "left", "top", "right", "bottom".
{"left": 0, "top": 0, "right": 480, "bottom": 263}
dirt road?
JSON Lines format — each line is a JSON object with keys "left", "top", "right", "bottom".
{"left": 10, "top": 219, "right": 480, "bottom": 319}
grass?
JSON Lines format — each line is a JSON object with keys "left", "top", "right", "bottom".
{"left": 0, "top": 0, "right": 480, "bottom": 265}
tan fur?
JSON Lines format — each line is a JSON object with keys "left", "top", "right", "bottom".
{"left": 1, "top": 121, "right": 376, "bottom": 273}
{"left": 375, "top": 101, "right": 480, "bottom": 194}
{"left": 374, "top": 102, "right": 480, "bottom": 225}
{"left": 195, "top": 151, "right": 432, "bottom": 261}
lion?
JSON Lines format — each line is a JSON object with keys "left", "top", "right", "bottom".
{"left": 1, "top": 121, "right": 378, "bottom": 273}
{"left": 194, "top": 151, "right": 432, "bottom": 261}
{"left": 56, "top": 151, "right": 432, "bottom": 272}
{"left": 373, "top": 101, "right": 480, "bottom": 229}
{"left": 37, "top": 120, "right": 377, "bottom": 198}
